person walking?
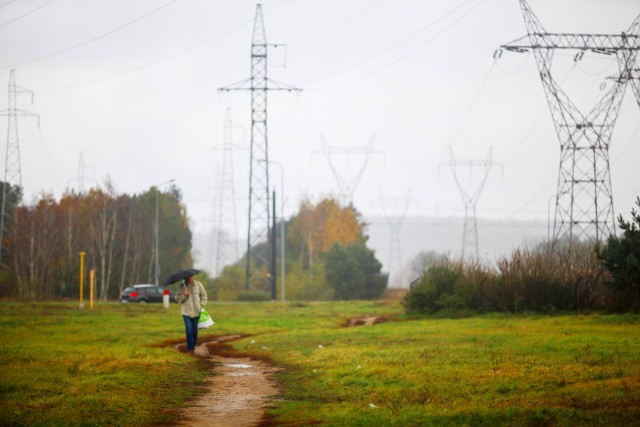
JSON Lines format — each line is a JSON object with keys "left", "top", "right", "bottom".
{"left": 175, "top": 274, "right": 208, "bottom": 352}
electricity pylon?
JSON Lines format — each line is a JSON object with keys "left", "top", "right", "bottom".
{"left": 380, "top": 195, "right": 411, "bottom": 287}
{"left": 499, "top": 0, "right": 640, "bottom": 244}
{"left": 214, "top": 109, "right": 241, "bottom": 277}
{"left": 75, "top": 152, "right": 95, "bottom": 194}
{"left": 218, "top": 4, "right": 301, "bottom": 289}
{"left": 0, "top": 69, "right": 38, "bottom": 265}
{"left": 446, "top": 147, "right": 498, "bottom": 262}
{"left": 317, "top": 135, "right": 380, "bottom": 205}
{"left": 629, "top": 68, "right": 640, "bottom": 108}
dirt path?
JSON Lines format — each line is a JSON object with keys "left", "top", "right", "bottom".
{"left": 171, "top": 315, "right": 390, "bottom": 426}
{"left": 344, "top": 314, "right": 391, "bottom": 327}
{"left": 174, "top": 336, "right": 281, "bottom": 427}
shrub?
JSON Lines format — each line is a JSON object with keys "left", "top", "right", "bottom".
{"left": 403, "top": 264, "right": 470, "bottom": 313}
{"left": 596, "top": 197, "right": 640, "bottom": 312}
{"left": 237, "top": 290, "right": 271, "bottom": 302}
{"left": 404, "top": 242, "right": 609, "bottom": 315}
{"left": 497, "top": 242, "right": 606, "bottom": 313}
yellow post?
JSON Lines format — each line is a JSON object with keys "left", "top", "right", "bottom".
{"left": 79, "top": 252, "right": 86, "bottom": 309}
{"left": 90, "top": 269, "right": 95, "bottom": 310}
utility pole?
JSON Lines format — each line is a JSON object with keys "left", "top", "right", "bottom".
{"left": 219, "top": 4, "right": 301, "bottom": 290}
{"left": 498, "top": 0, "right": 640, "bottom": 244}
{"left": 316, "top": 135, "right": 381, "bottom": 205}
{"left": 445, "top": 147, "right": 499, "bottom": 262}
{"left": 270, "top": 189, "right": 277, "bottom": 300}
{"left": 0, "top": 69, "right": 38, "bottom": 265}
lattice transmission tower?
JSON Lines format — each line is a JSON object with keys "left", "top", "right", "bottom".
{"left": 498, "top": 0, "right": 640, "bottom": 244}
{"left": 214, "top": 108, "right": 241, "bottom": 277}
{"left": 219, "top": 4, "right": 300, "bottom": 289}
{"left": 0, "top": 69, "right": 38, "bottom": 265}
{"left": 445, "top": 147, "right": 498, "bottom": 262}
{"left": 629, "top": 68, "right": 640, "bottom": 107}
{"left": 380, "top": 195, "right": 411, "bottom": 287}
{"left": 316, "top": 135, "right": 380, "bottom": 205}
{"left": 72, "top": 152, "right": 96, "bottom": 194}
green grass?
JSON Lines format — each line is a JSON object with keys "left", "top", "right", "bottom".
{"left": 235, "top": 311, "right": 640, "bottom": 426}
{"left": 0, "top": 302, "right": 203, "bottom": 425}
{"left": 0, "top": 301, "right": 639, "bottom": 426}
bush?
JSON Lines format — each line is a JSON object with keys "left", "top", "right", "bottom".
{"left": 403, "top": 265, "right": 468, "bottom": 313}
{"left": 404, "top": 242, "right": 610, "bottom": 315}
{"left": 237, "top": 290, "right": 271, "bottom": 302}
{"left": 497, "top": 242, "right": 606, "bottom": 313}
{"left": 596, "top": 197, "right": 640, "bottom": 312}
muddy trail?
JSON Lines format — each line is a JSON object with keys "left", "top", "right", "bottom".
{"left": 172, "top": 315, "right": 390, "bottom": 426}
{"left": 173, "top": 335, "right": 281, "bottom": 427}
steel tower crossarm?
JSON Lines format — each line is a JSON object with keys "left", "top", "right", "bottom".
{"left": 501, "top": 33, "right": 640, "bottom": 54}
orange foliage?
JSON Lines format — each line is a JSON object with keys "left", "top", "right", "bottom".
{"left": 288, "top": 197, "right": 363, "bottom": 266}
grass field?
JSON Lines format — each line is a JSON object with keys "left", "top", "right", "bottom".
{"left": 0, "top": 301, "right": 639, "bottom": 426}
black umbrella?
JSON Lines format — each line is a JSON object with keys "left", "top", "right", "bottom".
{"left": 164, "top": 268, "right": 200, "bottom": 286}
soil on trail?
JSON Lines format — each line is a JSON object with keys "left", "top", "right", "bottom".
{"left": 172, "top": 315, "right": 390, "bottom": 426}
{"left": 174, "top": 336, "right": 281, "bottom": 427}
{"left": 344, "top": 315, "right": 391, "bottom": 327}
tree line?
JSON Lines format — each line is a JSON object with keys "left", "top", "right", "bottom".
{"left": 0, "top": 181, "right": 193, "bottom": 300}
{"left": 213, "top": 197, "right": 388, "bottom": 301}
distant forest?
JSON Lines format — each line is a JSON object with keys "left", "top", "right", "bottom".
{"left": 0, "top": 180, "right": 192, "bottom": 300}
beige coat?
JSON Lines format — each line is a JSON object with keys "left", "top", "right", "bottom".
{"left": 175, "top": 280, "right": 207, "bottom": 317}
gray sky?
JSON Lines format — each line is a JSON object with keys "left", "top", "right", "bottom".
{"left": 1, "top": 0, "right": 640, "bottom": 265}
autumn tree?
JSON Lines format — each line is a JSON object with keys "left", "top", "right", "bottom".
{"left": 0, "top": 181, "right": 23, "bottom": 268}
{"left": 11, "top": 194, "right": 61, "bottom": 299}
{"left": 287, "top": 197, "right": 364, "bottom": 268}
{"left": 214, "top": 196, "right": 383, "bottom": 301}
{"left": 85, "top": 185, "right": 119, "bottom": 301}
{"left": 0, "top": 182, "right": 193, "bottom": 300}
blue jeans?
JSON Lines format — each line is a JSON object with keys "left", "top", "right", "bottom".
{"left": 183, "top": 314, "right": 200, "bottom": 351}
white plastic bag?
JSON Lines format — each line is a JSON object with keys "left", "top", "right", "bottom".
{"left": 198, "top": 307, "right": 214, "bottom": 329}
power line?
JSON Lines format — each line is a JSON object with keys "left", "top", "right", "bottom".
{"left": 288, "top": 0, "right": 386, "bottom": 52}
{"left": 0, "top": 0, "right": 179, "bottom": 70}
{"left": 300, "top": 0, "right": 483, "bottom": 87}
{"left": 449, "top": 62, "right": 495, "bottom": 147}
{"left": 0, "top": 0, "right": 55, "bottom": 29}
{"left": 25, "top": 1, "right": 292, "bottom": 94}
{"left": 0, "top": 0, "right": 20, "bottom": 9}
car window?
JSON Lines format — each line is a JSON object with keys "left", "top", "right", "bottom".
{"left": 123, "top": 287, "right": 135, "bottom": 293}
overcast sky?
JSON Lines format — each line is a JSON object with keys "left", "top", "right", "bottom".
{"left": 1, "top": 0, "right": 639, "bottom": 255}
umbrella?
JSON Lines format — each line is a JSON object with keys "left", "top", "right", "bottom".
{"left": 164, "top": 268, "right": 200, "bottom": 286}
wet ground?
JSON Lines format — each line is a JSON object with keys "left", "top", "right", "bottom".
{"left": 172, "top": 315, "right": 389, "bottom": 426}
{"left": 174, "top": 335, "right": 281, "bottom": 427}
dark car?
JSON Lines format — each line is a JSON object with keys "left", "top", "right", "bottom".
{"left": 119, "top": 284, "right": 173, "bottom": 303}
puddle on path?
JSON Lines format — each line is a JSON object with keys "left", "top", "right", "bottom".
{"left": 173, "top": 336, "right": 281, "bottom": 427}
